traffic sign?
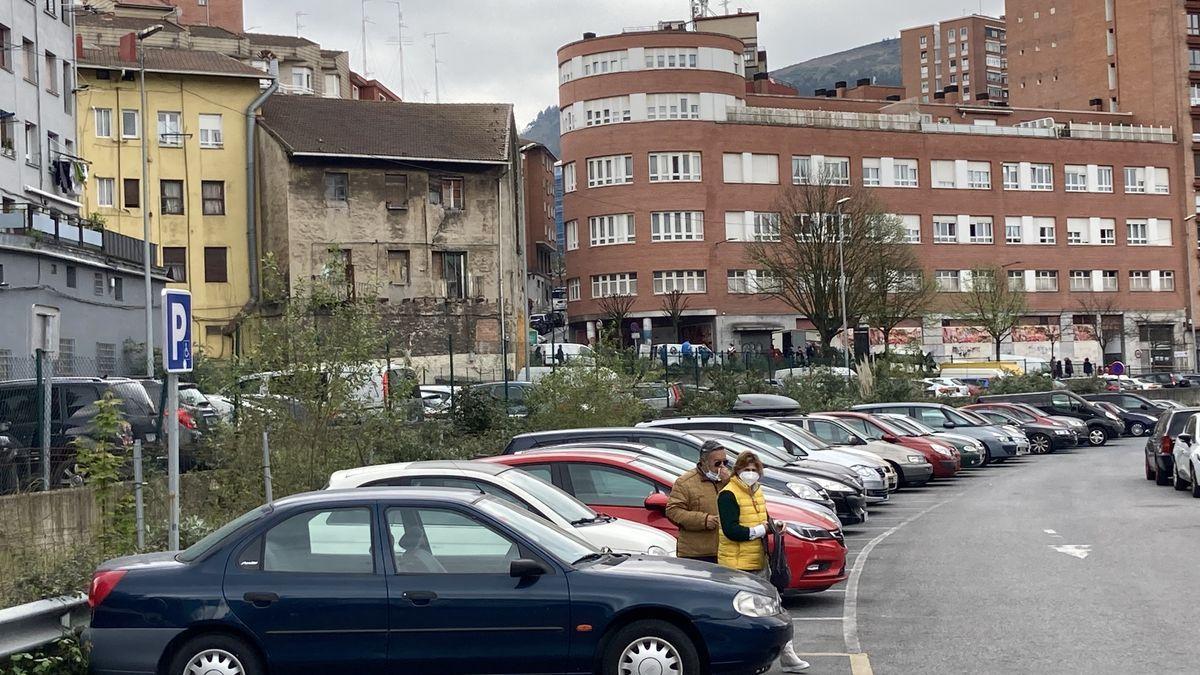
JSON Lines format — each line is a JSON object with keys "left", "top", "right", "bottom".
{"left": 1109, "top": 361, "right": 1125, "bottom": 376}
{"left": 161, "top": 289, "right": 193, "bottom": 373}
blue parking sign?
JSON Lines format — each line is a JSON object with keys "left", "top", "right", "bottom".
{"left": 162, "top": 290, "right": 193, "bottom": 373}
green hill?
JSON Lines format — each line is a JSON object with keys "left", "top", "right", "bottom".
{"left": 770, "top": 38, "right": 901, "bottom": 96}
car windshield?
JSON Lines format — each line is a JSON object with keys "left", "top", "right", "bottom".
{"left": 177, "top": 504, "right": 272, "bottom": 562}
{"left": 476, "top": 496, "right": 596, "bottom": 564}
{"left": 695, "top": 433, "right": 795, "bottom": 468}
{"left": 500, "top": 468, "right": 596, "bottom": 523}
{"left": 831, "top": 416, "right": 884, "bottom": 440}
{"left": 113, "top": 382, "right": 156, "bottom": 415}
{"left": 955, "top": 409, "right": 992, "bottom": 426}
{"left": 1168, "top": 412, "right": 1199, "bottom": 436}
{"left": 998, "top": 407, "right": 1037, "bottom": 422}
{"left": 890, "top": 416, "right": 934, "bottom": 435}
{"left": 178, "top": 388, "right": 208, "bottom": 406}
{"left": 768, "top": 422, "right": 832, "bottom": 452}
{"left": 943, "top": 407, "right": 981, "bottom": 427}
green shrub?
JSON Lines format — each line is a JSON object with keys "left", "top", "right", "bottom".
{"left": 986, "top": 373, "right": 1058, "bottom": 395}
{"left": 525, "top": 367, "right": 650, "bottom": 430}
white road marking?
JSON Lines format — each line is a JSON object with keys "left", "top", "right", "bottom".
{"left": 1050, "top": 544, "right": 1092, "bottom": 559}
{"left": 1043, "top": 529, "right": 1061, "bottom": 537}
{"left": 792, "top": 616, "right": 845, "bottom": 621}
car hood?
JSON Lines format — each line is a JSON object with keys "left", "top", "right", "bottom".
{"left": 583, "top": 554, "right": 777, "bottom": 595}
{"left": 1047, "top": 416, "right": 1087, "bottom": 429}
{"left": 773, "top": 461, "right": 863, "bottom": 492}
{"left": 584, "top": 517, "right": 678, "bottom": 556}
{"left": 1122, "top": 411, "right": 1158, "bottom": 424}
{"left": 809, "top": 447, "right": 887, "bottom": 468}
{"left": 856, "top": 440, "right": 922, "bottom": 462}
{"left": 762, "top": 494, "right": 840, "bottom": 529}
{"left": 931, "top": 432, "right": 981, "bottom": 451}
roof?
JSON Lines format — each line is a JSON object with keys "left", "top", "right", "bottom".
{"left": 76, "top": 14, "right": 186, "bottom": 33}
{"left": 258, "top": 96, "right": 514, "bottom": 163}
{"left": 187, "top": 25, "right": 244, "bottom": 40}
{"left": 79, "top": 47, "right": 268, "bottom": 78}
{"left": 244, "top": 32, "right": 318, "bottom": 48}
{"left": 276, "top": 487, "right": 488, "bottom": 508}
{"left": 513, "top": 427, "right": 699, "bottom": 441}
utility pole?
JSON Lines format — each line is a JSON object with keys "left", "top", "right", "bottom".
{"left": 361, "top": 0, "right": 372, "bottom": 75}
{"left": 387, "top": 1, "right": 412, "bottom": 99}
{"left": 426, "top": 31, "right": 448, "bottom": 103}
{"left": 137, "top": 24, "right": 164, "bottom": 378}
{"left": 295, "top": 11, "right": 307, "bottom": 37}
{"left": 834, "top": 196, "right": 852, "bottom": 382}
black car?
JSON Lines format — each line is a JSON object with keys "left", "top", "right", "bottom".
{"left": 1083, "top": 392, "right": 1171, "bottom": 415}
{"left": 1145, "top": 407, "right": 1200, "bottom": 485}
{"left": 1137, "top": 373, "right": 1192, "bottom": 388}
{"left": 471, "top": 381, "right": 535, "bottom": 416}
{"left": 976, "top": 390, "right": 1124, "bottom": 446}
{"left": 1091, "top": 401, "right": 1158, "bottom": 437}
{"left": 969, "top": 408, "right": 1074, "bottom": 454}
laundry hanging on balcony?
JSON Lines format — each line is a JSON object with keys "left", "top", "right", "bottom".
{"left": 49, "top": 158, "right": 88, "bottom": 196}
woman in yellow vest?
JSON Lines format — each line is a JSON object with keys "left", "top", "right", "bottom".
{"left": 718, "top": 452, "right": 809, "bottom": 673}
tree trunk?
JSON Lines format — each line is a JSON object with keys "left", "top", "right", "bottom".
{"left": 994, "top": 338, "right": 1002, "bottom": 362}
{"left": 881, "top": 327, "right": 891, "bottom": 355}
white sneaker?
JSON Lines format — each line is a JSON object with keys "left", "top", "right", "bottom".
{"left": 779, "top": 641, "right": 809, "bottom": 672}
{"left": 780, "top": 661, "right": 810, "bottom": 673}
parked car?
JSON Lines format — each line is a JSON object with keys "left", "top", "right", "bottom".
{"left": 483, "top": 448, "right": 849, "bottom": 594}
{"left": 1090, "top": 401, "right": 1158, "bottom": 437}
{"left": 231, "top": 361, "right": 424, "bottom": 421}
{"left": 871, "top": 414, "right": 987, "bottom": 468}
{"left": 1170, "top": 415, "right": 1200, "bottom": 497}
{"left": 921, "top": 377, "right": 972, "bottom": 398}
{"left": 1144, "top": 407, "right": 1200, "bottom": 486}
{"left": 976, "top": 391, "right": 1123, "bottom": 446}
{"left": 1100, "top": 374, "right": 1160, "bottom": 391}
{"left": 852, "top": 402, "right": 1029, "bottom": 460}
{"left": 632, "top": 381, "right": 683, "bottom": 411}
{"left": 639, "top": 416, "right": 895, "bottom": 501}
{"left": 1083, "top": 392, "right": 1171, "bottom": 415}
{"left": 819, "top": 410, "right": 980, "bottom": 470}
{"left": 86, "top": 487, "right": 791, "bottom": 675}
{"left": 504, "top": 427, "right": 866, "bottom": 521}
{"left": 962, "top": 404, "right": 1076, "bottom": 454}
{"left": 134, "top": 379, "right": 211, "bottom": 441}
{"left": 1137, "top": 372, "right": 1192, "bottom": 388}
{"left": 326, "top": 460, "right": 676, "bottom": 556}
{"left": 778, "top": 415, "right": 937, "bottom": 486}
{"left": 470, "top": 381, "right": 536, "bottom": 416}
{"left": 532, "top": 342, "right": 595, "bottom": 365}
{"left": 966, "top": 402, "right": 1082, "bottom": 445}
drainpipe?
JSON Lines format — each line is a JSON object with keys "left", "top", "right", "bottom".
{"left": 245, "top": 79, "right": 278, "bottom": 302}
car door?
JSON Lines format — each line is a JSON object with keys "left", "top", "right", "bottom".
{"left": 383, "top": 504, "right": 570, "bottom": 674}
{"left": 1175, "top": 416, "right": 1197, "bottom": 481}
{"left": 912, "top": 406, "right": 951, "bottom": 428}
{"left": 561, "top": 462, "right": 673, "bottom": 531}
{"left": 223, "top": 504, "right": 390, "bottom": 674}
{"left": 1048, "top": 393, "right": 1083, "bottom": 421}
{"left": 0, "top": 385, "right": 40, "bottom": 448}
{"left": 806, "top": 419, "right": 857, "bottom": 446}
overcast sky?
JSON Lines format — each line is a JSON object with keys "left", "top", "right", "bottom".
{"left": 246, "top": 0, "right": 1005, "bottom": 126}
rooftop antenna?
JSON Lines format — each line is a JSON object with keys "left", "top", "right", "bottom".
{"left": 425, "top": 31, "right": 448, "bottom": 103}
{"left": 721, "top": 0, "right": 730, "bottom": 14}
{"left": 386, "top": 1, "right": 413, "bottom": 99}
{"left": 360, "top": 0, "right": 373, "bottom": 75}
{"left": 294, "top": 11, "right": 307, "bottom": 37}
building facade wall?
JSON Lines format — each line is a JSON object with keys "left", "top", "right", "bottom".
{"left": 522, "top": 144, "right": 556, "bottom": 313}
{"left": 165, "top": 0, "right": 244, "bottom": 33}
{"left": 901, "top": 15, "right": 1007, "bottom": 104}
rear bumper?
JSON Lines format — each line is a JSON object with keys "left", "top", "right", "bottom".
{"left": 1151, "top": 453, "right": 1174, "bottom": 473}
{"left": 85, "top": 626, "right": 181, "bottom": 675}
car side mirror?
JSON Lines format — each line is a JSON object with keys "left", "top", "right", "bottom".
{"left": 1179, "top": 433, "right": 1193, "bottom": 446}
{"left": 0, "top": 421, "right": 9, "bottom": 433}
{"left": 644, "top": 492, "right": 669, "bottom": 511}
{"left": 943, "top": 422, "right": 955, "bottom": 429}
{"left": 881, "top": 434, "right": 899, "bottom": 443}
{"left": 509, "top": 558, "right": 549, "bottom": 578}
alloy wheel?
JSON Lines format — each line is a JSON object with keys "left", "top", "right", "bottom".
{"left": 1130, "top": 422, "right": 1146, "bottom": 437}
{"left": 618, "top": 636, "right": 683, "bottom": 675}
{"left": 183, "top": 649, "right": 245, "bottom": 675}
{"left": 1030, "top": 434, "right": 1050, "bottom": 455}
{"left": 1088, "top": 429, "right": 1107, "bottom": 446}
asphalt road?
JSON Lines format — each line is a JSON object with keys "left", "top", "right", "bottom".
{"left": 769, "top": 436, "right": 1200, "bottom": 675}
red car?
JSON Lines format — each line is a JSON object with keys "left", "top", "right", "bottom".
{"left": 817, "top": 411, "right": 961, "bottom": 479}
{"left": 482, "top": 447, "right": 848, "bottom": 594}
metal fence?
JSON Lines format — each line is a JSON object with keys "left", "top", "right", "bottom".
{"left": 0, "top": 594, "right": 88, "bottom": 659}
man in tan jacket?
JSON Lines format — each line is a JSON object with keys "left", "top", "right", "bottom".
{"left": 666, "top": 440, "right": 730, "bottom": 563}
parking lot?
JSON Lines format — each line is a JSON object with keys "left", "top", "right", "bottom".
{"left": 770, "top": 435, "right": 1199, "bottom": 674}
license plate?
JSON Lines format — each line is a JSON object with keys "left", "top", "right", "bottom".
{"left": 145, "top": 433, "right": 156, "bottom": 442}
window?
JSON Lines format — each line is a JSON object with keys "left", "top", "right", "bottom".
{"left": 202, "top": 181, "right": 225, "bottom": 215}
{"left": 559, "top": 60, "right": 573, "bottom": 83}
{"left": 204, "top": 247, "right": 228, "bottom": 283}
{"left": 646, "top": 93, "right": 700, "bottom": 120}
{"left": 567, "top": 278, "right": 580, "bottom": 301}
{"left": 1129, "top": 270, "right": 1151, "bottom": 291}
{"left": 584, "top": 96, "right": 631, "bottom": 126}
{"left": 1100, "top": 270, "right": 1118, "bottom": 291}
{"left": 24, "top": 122, "right": 38, "bottom": 165}
{"left": 1161, "top": 271, "right": 1175, "bottom": 291}
{"left": 1037, "top": 219, "right": 1056, "bottom": 244}
{"left": 644, "top": 47, "right": 698, "bottom": 69}
{"left": 22, "top": 39, "right": 35, "bottom": 82}
{"left": 933, "top": 216, "right": 957, "bottom": 243}
{"left": 94, "top": 108, "right": 112, "bottom": 138}
{"left": 112, "top": 276, "right": 123, "bottom": 301}
{"left": 791, "top": 156, "right": 850, "bottom": 186}
{"left": 1190, "top": 13, "right": 1200, "bottom": 36}
{"left": 969, "top": 217, "right": 993, "bottom": 243}
{"left": 1007, "top": 270, "right": 1025, "bottom": 290}
{"left": 721, "top": 212, "right": 782, "bottom": 242}
{"left": 291, "top": 66, "right": 313, "bottom": 92}
{"left": 1035, "top": 270, "right": 1058, "bottom": 292}
{"left": 430, "top": 177, "right": 464, "bottom": 210}
{"left": 1069, "top": 270, "right": 1090, "bottom": 292}
{"left": 163, "top": 246, "right": 186, "bottom": 282}
{"left": 156, "top": 111, "right": 182, "bottom": 147}
{"left": 160, "top": 180, "right": 184, "bottom": 215}
{"left": 387, "top": 507, "right": 525, "bottom": 574}
{"left": 1066, "top": 218, "right": 1088, "bottom": 244}
{"left": 44, "top": 51, "right": 58, "bottom": 94}
{"left": 95, "top": 177, "right": 114, "bottom": 207}
{"left": 121, "top": 109, "right": 139, "bottom": 139}
{"left": 653, "top": 270, "right": 706, "bottom": 294}
{"left": 894, "top": 159, "right": 918, "bottom": 187}
{"left": 1002, "top": 163, "right": 1019, "bottom": 190}
{"left": 899, "top": 215, "right": 920, "bottom": 243}
{"left": 1099, "top": 221, "right": 1116, "bottom": 245}
{"left": 1030, "top": 163, "right": 1053, "bottom": 190}
{"left": 1192, "top": 49, "right": 1200, "bottom": 71}
{"left": 323, "top": 73, "right": 341, "bottom": 98}
{"left": 727, "top": 270, "right": 749, "bottom": 294}
{"left": 935, "top": 270, "right": 961, "bottom": 292}
{"left": 650, "top": 211, "right": 703, "bottom": 241}
{"left": 0, "top": 120, "right": 12, "bottom": 158}
{"left": 589, "top": 214, "right": 635, "bottom": 246}
{"left": 0, "top": 25, "right": 9, "bottom": 72}
{"left": 591, "top": 273, "right": 637, "bottom": 298}
{"left": 96, "top": 342, "right": 116, "bottom": 374}
{"left": 823, "top": 157, "right": 850, "bottom": 185}
{"left": 437, "top": 251, "right": 468, "bottom": 299}
{"left": 1065, "top": 165, "right": 1087, "bottom": 192}
{"left": 1127, "top": 220, "right": 1148, "bottom": 245}
{"left": 862, "top": 158, "right": 881, "bottom": 187}
{"left": 566, "top": 464, "right": 656, "bottom": 507}
{"left": 722, "top": 153, "right": 779, "bottom": 184}
{"left": 967, "top": 162, "right": 991, "bottom": 189}
{"left": 324, "top": 172, "right": 348, "bottom": 202}
{"left": 565, "top": 220, "right": 579, "bottom": 250}
{"left": 91, "top": 272, "right": 104, "bottom": 296}
{"left": 648, "top": 152, "right": 701, "bottom": 182}
{"left": 386, "top": 250, "right": 410, "bottom": 284}
{"left": 563, "top": 163, "right": 576, "bottom": 192}
{"left": 123, "top": 178, "right": 140, "bottom": 208}
{"left": 586, "top": 155, "right": 633, "bottom": 187}
{"left": 198, "top": 114, "right": 222, "bottom": 148}
{"left": 1153, "top": 168, "right": 1169, "bottom": 194}
{"left": 582, "top": 50, "right": 627, "bottom": 76}
{"left": 65, "top": 265, "right": 76, "bottom": 288}
{"left": 261, "top": 508, "right": 374, "bottom": 573}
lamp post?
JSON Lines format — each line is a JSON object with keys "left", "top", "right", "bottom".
{"left": 834, "top": 196, "right": 852, "bottom": 381}
{"left": 1185, "top": 214, "right": 1198, "bottom": 370}
{"left": 137, "top": 24, "right": 164, "bottom": 378}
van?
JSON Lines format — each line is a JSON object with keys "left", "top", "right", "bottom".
{"left": 976, "top": 390, "right": 1124, "bottom": 446}
{"left": 532, "top": 342, "right": 595, "bottom": 365}
{"left": 232, "top": 361, "right": 421, "bottom": 419}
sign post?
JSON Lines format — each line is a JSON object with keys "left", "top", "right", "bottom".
{"left": 161, "top": 289, "right": 192, "bottom": 551}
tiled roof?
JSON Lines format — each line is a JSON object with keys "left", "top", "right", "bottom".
{"left": 79, "top": 47, "right": 268, "bottom": 78}
{"left": 258, "top": 96, "right": 514, "bottom": 163}
{"left": 76, "top": 14, "right": 185, "bottom": 32}
{"left": 187, "top": 25, "right": 244, "bottom": 40}
{"left": 244, "top": 32, "right": 318, "bottom": 48}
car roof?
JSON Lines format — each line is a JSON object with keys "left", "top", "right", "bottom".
{"left": 329, "top": 460, "right": 511, "bottom": 486}
{"left": 492, "top": 447, "right": 641, "bottom": 465}
{"left": 513, "top": 427, "right": 703, "bottom": 442}
{"left": 276, "top": 486, "right": 488, "bottom": 508}
{"left": 0, "top": 376, "right": 137, "bottom": 386}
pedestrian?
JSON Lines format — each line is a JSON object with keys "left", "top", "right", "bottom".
{"left": 717, "top": 451, "right": 809, "bottom": 673}
{"left": 555, "top": 345, "right": 565, "bottom": 364}
{"left": 1052, "top": 359, "right": 1064, "bottom": 379}
{"left": 1064, "top": 358, "right": 1074, "bottom": 378}
{"left": 1083, "top": 358, "right": 1094, "bottom": 376}
{"left": 726, "top": 342, "right": 737, "bottom": 364}
{"left": 665, "top": 440, "right": 729, "bottom": 564}
{"left": 804, "top": 341, "right": 815, "bottom": 363}
{"left": 681, "top": 339, "right": 694, "bottom": 360}
{"left": 700, "top": 345, "right": 711, "bottom": 367}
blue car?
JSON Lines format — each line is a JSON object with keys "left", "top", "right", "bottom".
{"left": 87, "top": 488, "right": 790, "bottom": 675}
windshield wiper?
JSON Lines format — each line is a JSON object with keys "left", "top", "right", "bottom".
{"left": 571, "top": 514, "right": 606, "bottom": 526}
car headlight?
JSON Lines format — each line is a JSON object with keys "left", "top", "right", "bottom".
{"left": 646, "top": 545, "right": 670, "bottom": 556}
{"left": 906, "top": 454, "right": 926, "bottom": 464}
{"left": 852, "top": 465, "right": 877, "bottom": 480}
{"left": 1054, "top": 429, "right": 1070, "bottom": 435}
{"left": 969, "top": 441, "right": 985, "bottom": 452}
{"left": 786, "top": 483, "right": 823, "bottom": 500}
{"left": 812, "top": 477, "right": 854, "bottom": 493}
{"left": 733, "top": 590, "right": 782, "bottom": 617}
{"left": 1105, "top": 413, "right": 1120, "bottom": 422}
{"left": 784, "top": 521, "right": 837, "bottom": 541}
{"left": 932, "top": 446, "right": 953, "bottom": 458}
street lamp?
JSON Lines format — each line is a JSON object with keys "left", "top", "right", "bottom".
{"left": 834, "top": 196, "right": 852, "bottom": 381}
{"left": 1185, "top": 214, "right": 1198, "bottom": 370}
{"left": 137, "top": 24, "right": 163, "bottom": 378}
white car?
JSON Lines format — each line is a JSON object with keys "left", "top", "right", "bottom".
{"left": 922, "top": 377, "right": 971, "bottom": 398}
{"left": 327, "top": 461, "right": 677, "bottom": 556}
{"left": 1172, "top": 415, "right": 1200, "bottom": 497}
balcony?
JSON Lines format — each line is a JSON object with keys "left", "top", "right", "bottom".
{"left": 0, "top": 208, "right": 156, "bottom": 267}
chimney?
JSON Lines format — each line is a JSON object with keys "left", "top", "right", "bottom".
{"left": 582, "top": 31, "right": 596, "bottom": 39}
{"left": 119, "top": 32, "right": 137, "bottom": 63}
{"left": 75, "top": 33, "right": 84, "bottom": 59}
{"left": 825, "top": 89, "right": 837, "bottom": 98}
{"left": 813, "top": 88, "right": 827, "bottom": 97}
{"left": 885, "top": 95, "right": 901, "bottom": 101}
{"left": 835, "top": 80, "right": 848, "bottom": 97}
{"left": 1088, "top": 97, "right": 1103, "bottom": 111}
{"left": 856, "top": 77, "right": 872, "bottom": 87}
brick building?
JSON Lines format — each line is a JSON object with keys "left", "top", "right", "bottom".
{"left": 900, "top": 14, "right": 1008, "bottom": 104}
{"left": 558, "top": 13, "right": 1195, "bottom": 370}
{"left": 521, "top": 141, "right": 558, "bottom": 314}
{"left": 85, "top": 0, "right": 245, "bottom": 33}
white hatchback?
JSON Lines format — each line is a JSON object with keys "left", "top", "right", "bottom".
{"left": 327, "top": 461, "right": 678, "bottom": 555}
{"left": 1171, "top": 415, "right": 1200, "bottom": 497}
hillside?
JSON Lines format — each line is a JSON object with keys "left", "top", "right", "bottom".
{"left": 520, "top": 105, "right": 561, "bottom": 158}
{"left": 770, "top": 38, "right": 901, "bottom": 96}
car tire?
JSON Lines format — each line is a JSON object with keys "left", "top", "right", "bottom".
{"left": 1129, "top": 422, "right": 1147, "bottom": 437}
{"left": 167, "top": 634, "right": 263, "bottom": 675}
{"left": 1087, "top": 427, "right": 1108, "bottom": 447}
{"left": 1191, "top": 462, "right": 1200, "bottom": 499}
{"left": 1029, "top": 434, "right": 1051, "bottom": 455}
{"left": 601, "top": 619, "right": 700, "bottom": 675}
{"left": 1146, "top": 455, "right": 1156, "bottom": 481}
{"left": 1174, "top": 466, "right": 1189, "bottom": 491}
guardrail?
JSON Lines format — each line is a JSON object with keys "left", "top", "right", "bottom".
{"left": 0, "top": 594, "right": 88, "bottom": 659}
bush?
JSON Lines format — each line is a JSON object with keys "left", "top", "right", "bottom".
{"left": 986, "top": 373, "right": 1058, "bottom": 395}
{"left": 778, "top": 369, "right": 860, "bottom": 413}
{"left": 525, "top": 366, "right": 651, "bottom": 430}
{"left": 1064, "top": 376, "right": 1105, "bottom": 394}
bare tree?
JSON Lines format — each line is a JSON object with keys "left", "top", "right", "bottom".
{"left": 596, "top": 293, "right": 637, "bottom": 347}
{"left": 659, "top": 290, "right": 691, "bottom": 343}
{"left": 956, "top": 267, "right": 1028, "bottom": 362}
{"left": 1075, "top": 294, "right": 1127, "bottom": 360}
{"left": 863, "top": 250, "right": 939, "bottom": 355}
{"left": 746, "top": 177, "right": 907, "bottom": 350}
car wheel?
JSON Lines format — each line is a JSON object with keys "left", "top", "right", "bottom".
{"left": 1087, "top": 428, "right": 1108, "bottom": 447}
{"left": 1129, "top": 422, "right": 1147, "bottom": 437}
{"left": 168, "top": 634, "right": 263, "bottom": 675}
{"left": 1146, "top": 455, "right": 1156, "bottom": 481}
{"left": 1191, "top": 462, "right": 1200, "bottom": 499}
{"left": 1174, "top": 465, "right": 1189, "bottom": 491}
{"left": 1029, "top": 434, "right": 1051, "bottom": 455}
{"left": 602, "top": 619, "right": 700, "bottom": 675}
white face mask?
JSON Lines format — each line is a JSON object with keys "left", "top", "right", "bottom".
{"left": 703, "top": 470, "right": 721, "bottom": 482}
{"left": 738, "top": 470, "right": 760, "bottom": 487}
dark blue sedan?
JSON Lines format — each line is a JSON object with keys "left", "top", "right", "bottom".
{"left": 87, "top": 487, "right": 790, "bottom": 675}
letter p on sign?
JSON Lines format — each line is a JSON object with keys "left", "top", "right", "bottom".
{"left": 161, "top": 289, "right": 193, "bottom": 373}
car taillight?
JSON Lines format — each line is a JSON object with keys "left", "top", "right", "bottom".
{"left": 178, "top": 408, "right": 196, "bottom": 430}
{"left": 1162, "top": 436, "right": 1175, "bottom": 455}
{"left": 88, "top": 569, "right": 126, "bottom": 608}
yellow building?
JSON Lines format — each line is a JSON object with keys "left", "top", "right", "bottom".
{"left": 76, "top": 46, "right": 268, "bottom": 358}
